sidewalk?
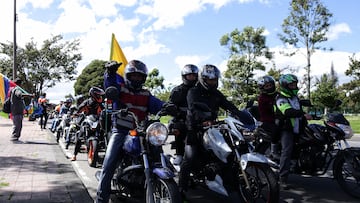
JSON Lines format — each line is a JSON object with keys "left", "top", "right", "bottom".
{"left": 0, "top": 116, "right": 93, "bottom": 203}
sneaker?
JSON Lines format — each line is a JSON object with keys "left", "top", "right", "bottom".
{"left": 173, "top": 155, "right": 183, "bottom": 165}
{"left": 10, "top": 136, "right": 19, "bottom": 141}
{"left": 71, "top": 156, "right": 76, "bottom": 161}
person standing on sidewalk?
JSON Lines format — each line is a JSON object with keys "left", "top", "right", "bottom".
{"left": 10, "top": 78, "right": 34, "bottom": 141}
{"left": 38, "top": 92, "right": 49, "bottom": 129}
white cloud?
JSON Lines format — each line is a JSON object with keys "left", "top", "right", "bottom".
{"left": 136, "top": 0, "right": 237, "bottom": 31}
{"left": 326, "top": 23, "right": 351, "bottom": 41}
{"left": 174, "top": 55, "right": 209, "bottom": 70}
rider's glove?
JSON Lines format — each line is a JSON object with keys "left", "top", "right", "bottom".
{"left": 105, "top": 61, "right": 122, "bottom": 74}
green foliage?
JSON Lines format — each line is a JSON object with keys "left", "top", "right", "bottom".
{"left": 341, "top": 54, "right": 360, "bottom": 112}
{"left": 278, "top": 0, "right": 333, "bottom": 99}
{"left": 74, "top": 59, "right": 106, "bottom": 96}
{"left": 145, "top": 68, "right": 164, "bottom": 93}
{"left": 312, "top": 73, "right": 339, "bottom": 109}
{"left": 0, "top": 35, "right": 82, "bottom": 97}
{"left": 220, "top": 26, "right": 273, "bottom": 106}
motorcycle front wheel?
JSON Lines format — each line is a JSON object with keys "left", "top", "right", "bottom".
{"left": 239, "top": 162, "right": 279, "bottom": 203}
{"left": 88, "top": 139, "right": 99, "bottom": 168}
{"left": 333, "top": 150, "right": 360, "bottom": 199}
{"left": 145, "top": 178, "right": 181, "bottom": 203}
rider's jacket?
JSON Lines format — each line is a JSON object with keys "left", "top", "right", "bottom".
{"left": 77, "top": 98, "right": 104, "bottom": 116}
{"left": 186, "top": 82, "right": 244, "bottom": 137}
{"left": 104, "top": 73, "right": 164, "bottom": 123}
{"left": 275, "top": 91, "right": 305, "bottom": 134}
{"left": 168, "top": 83, "right": 192, "bottom": 130}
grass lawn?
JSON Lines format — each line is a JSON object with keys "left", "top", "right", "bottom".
{"left": 308, "top": 115, "right": 360, "bottom": 134}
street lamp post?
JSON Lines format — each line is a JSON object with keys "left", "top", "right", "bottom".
{"left": 13, "top": 0, "right": 17, "bottom": 80}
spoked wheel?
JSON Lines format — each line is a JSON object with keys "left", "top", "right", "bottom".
{"left": 239, "top": 162, "right": 279, "bottom": 203}
{"left": 146, "top": 178, "right": 181, "bottom": 203}
{"left": 334, "top": 151, "right": 360, "bottom": 198}
{"left": 88, "top": 139, "right": 99, "bottom": 167}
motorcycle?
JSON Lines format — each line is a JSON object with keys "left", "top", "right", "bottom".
{"left": 95, "top": 86, "right": 182, "bottom": 203}
{"left": 254, "top": 99, "right": 360, "bottom": 198}
{"left": 167, "top": 103, "right": 279, "bottom": 203}
{"left": 82, "top": 113, "right": 106, "bottom": 167}
{"left": 56, "top": 113, "right": 71, "bottom": 145}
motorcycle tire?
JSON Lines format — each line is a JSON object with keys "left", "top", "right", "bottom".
{"left": 333, "top": 151, "right": 360, "bottom": 199}
{"left": 88, "top": 139, "right": 99, "bottom": 168}
{"left": 145, "top": 178, "right": 181, "bottom": 203}
{"left": 239, "top": 162, "right": 280, "bottom": 203}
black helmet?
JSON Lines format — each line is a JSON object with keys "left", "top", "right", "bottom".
{"left": 124, "top": 60, "right": 148, "bottom": 90}
{"left": 89, "top": 87, "right": 105, "bottom": 103}
{"left": 198, "top": 64, "right": 220, "bottom": 90}
{"left": 279, "top": 74, "right": 299, "bottom": 96}
{"left": 75, "top": 95, "right": 85, "bottom": 105}
{"left": 181, "top": 64, "right": 199, "bottom": 86}
{"left": 258, "top": 75, "right": 276, "bottom": 95}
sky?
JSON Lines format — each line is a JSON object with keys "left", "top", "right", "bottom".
{"left": 1, "top": 0, "right": 360, "bottom": 103}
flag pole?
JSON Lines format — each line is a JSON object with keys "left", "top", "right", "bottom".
{"left": 13, "top": 0, "right": 17, "bottom": 80}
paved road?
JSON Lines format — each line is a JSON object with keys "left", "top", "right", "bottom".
{"left": 52, "top": 122, "right": 360, "bottom": 203}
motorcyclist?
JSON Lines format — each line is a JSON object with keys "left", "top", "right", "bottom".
{"left": 167, "top": 64, "right": 199, "bottom": 165}
{"left": 71, "top": 87, "right": 105, "bottom": 161}
{"left": 54, "top": 99, "right": 73, "bottom": 133}
{"left": 257, "top": 75, "right": 280, "bottom": 159}
{"left": 275, "top": 73, "right": 312, "bottom": 190}
{"left": 96, "top": 59, "right": 164, "bottom": 203}
{"left": 178, "top": 64, "right": 250, "bottom": 202}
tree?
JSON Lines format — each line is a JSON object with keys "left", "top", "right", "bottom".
{"left": 220, "top": 26, "right": 273, "bottom": 106}
{"left": 74, "top": 59, "right": 106, "bottom": 97}
{"left": 312, "top": 73, "right": 339, "bottom": 114}
{"left": 278, "top": 0, "right": 333, "bottom": 99}
{"left": 144, "top": 68, "right": 165, "bottom": 96}
{"left": 0, "top": 34, "right": 82, "bottom": 97}
{"left": 341, "top": 54, "right": 360, "bottom": 112}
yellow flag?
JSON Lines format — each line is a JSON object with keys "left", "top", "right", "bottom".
{"left": 110, "top": 33, "right": 128, "bottom": 77}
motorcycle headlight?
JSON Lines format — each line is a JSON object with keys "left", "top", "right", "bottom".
{"left": 146, "top": 122, "right": 168, "bottom": 146}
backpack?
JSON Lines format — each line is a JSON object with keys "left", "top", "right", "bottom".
{"left": 2, "top": 97, "right": 11, "bottom": 113}
{"left": 2, "top": 88, "right": 14, "bottom": 113}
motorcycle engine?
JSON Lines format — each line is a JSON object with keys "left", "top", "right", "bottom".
{"left": 298, "top": 145, "right": 326, "bottom": 174}
{"left": 116, "top": 169, "right": 144, "bottom": 191}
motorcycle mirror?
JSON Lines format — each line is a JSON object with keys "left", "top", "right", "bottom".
{"left": 105, "top": 86, "right": 119, "bottom": 102}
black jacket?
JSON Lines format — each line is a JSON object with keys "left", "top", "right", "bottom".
{"left": 186, "top": 83, "right": 241, "bottom": 131}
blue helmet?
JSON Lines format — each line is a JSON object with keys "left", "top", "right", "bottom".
{"left": 124, "top": 60, "right": 148, "bottom": 90}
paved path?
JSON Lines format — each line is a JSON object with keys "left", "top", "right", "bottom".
{"left": 0, "top": 116, "right": 93, "bottom": 203}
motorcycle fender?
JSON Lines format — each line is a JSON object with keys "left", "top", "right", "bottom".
{"left": 152, "top": 167, "right": 175, "bottom": 179}
{"left": 240, "top": 152, "right": 279, "bottom": 170}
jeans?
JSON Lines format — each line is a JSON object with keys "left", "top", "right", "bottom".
{"left": 96, "top": 129, "right": 127, "bottom": 203}
{"left": 279, "top": 130, "right": 295, "bottom": 180}
{"left": 12, "top": 114, "right": 23, "bottom": 138}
